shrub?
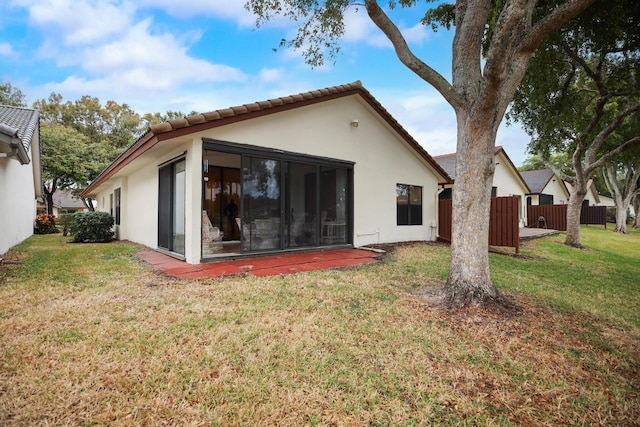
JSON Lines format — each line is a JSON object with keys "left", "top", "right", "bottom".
{"left": 72, "top": 211, "right": 114, "bottom": 243}
{"left": 57, "top": 213, "right": 75, "bottom": 236}
{"left": 34, "top": 213, "right": 57, "bottom": 234}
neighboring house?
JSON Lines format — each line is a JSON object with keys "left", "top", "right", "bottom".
{"left": 520, "top": 169, "right": 570, "bottom": 206}
{"left": 433, "top": 146, "right": 531, "bottom": 226}
{"left": 0, "top": 105, "right": 42, "bottom": 255}
{"left": 598, "top": 193, "right": 635, "bottom": 218}
{"left": 564, "top": 179, "right": 601, "bottom": 206}
{"left": 81, "top": 81, "right": 450, "bottom": 264}
{"left": 37, "top": 189, "right": 88, "bottom": 216}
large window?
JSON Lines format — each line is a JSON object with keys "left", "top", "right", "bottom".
{"left": 397, "top": 184, "right": 422, "bottom": 225}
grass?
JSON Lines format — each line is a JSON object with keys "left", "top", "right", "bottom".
{"left": 0, "top": 228, "right": 638, "bottom": 426}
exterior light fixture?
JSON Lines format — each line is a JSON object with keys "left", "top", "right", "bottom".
{"left": 351, "top": 119, "right": 359, "bottom": 127}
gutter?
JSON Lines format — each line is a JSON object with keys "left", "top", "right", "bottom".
{"left": 0, "top": 123, "right": 30, "bottom": 165}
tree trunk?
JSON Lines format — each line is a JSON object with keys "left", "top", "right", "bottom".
{"left": 565, "top": 181, "right": 588, "bottom": 247}
{"left": 43, "top": 187, "right": 55, "bottom": 215}
{"left": 443, "top": 112, "right": 501, "bottom": 308}
{"left": 634, "top": 195, "right": 640, "bottom": 228}
{"left": 83, "top": 197, "right": 96, "bottom": 212}
{"left": 613, "top": 205, "right": 628, "bottom": 233}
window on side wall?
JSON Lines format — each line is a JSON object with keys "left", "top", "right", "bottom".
{"left": 114, "top": 188, "right": 121, "bottom": 225}
{"left": 396, "top": 184, "right": 423, "bottom": 226}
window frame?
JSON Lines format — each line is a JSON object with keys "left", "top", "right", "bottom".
{"left": 396, "top": 183, "right": 423, "bottom": 226}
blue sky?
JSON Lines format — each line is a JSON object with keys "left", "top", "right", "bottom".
{"left": 1, "top": 0, "right": 531, "bottom": 165}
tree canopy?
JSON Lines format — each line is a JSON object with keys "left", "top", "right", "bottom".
{"left": 508, "top": 0, "right": 640, "bottom": 246}
{"left": 0, "top": 81, "right": 27, "bottom": 107}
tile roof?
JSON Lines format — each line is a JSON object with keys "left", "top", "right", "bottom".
{"left": 0, "top": 105, "right": 40, "bottom": 164}
{"left": 149, "top": 81, "right": 369, "bottom": 135}
{"left": 82, "top": 81, "right": 451, "bottom": 197}
{"left": 520, "top": 169, "right": 555, "bottom": 194}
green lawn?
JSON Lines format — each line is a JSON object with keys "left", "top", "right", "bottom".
{"left": 0, "top": 227, "right": 638, "bottom": 426}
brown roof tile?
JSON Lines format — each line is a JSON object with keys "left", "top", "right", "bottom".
{"left": 82, "top": 81, "right": 451, "bottom": 197}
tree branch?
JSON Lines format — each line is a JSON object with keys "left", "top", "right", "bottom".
{"left": 588, "top": 135, "right": 640, "bottom": 173}
{"left": 520, "top": 0, "right": 597, "bottom": 53}
{"left": 363, "top": 0, "right": 463, "bottom": 109}
{"left": 586, "top": 103, "right": 640, "bottom": 164}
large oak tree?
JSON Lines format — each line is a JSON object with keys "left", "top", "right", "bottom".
{"left": 509, "top": 0, "right": 640, "bottom": 246}
{"left": 247, "top": 0, "right": 595, "bottom": 308}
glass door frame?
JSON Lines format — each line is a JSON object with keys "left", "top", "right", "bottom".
{"left": 203, "top": 139, "right": 354, "bottom": 255}
{"left": 158, "top": 156, "right": 186, "bottom": 256}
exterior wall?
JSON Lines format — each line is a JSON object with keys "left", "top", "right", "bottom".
{"left": 191, "top": 96, "right": 442, "bottom": 249}
{"left": 90, "top": 95, "right": 444, "bottom": 263}
{"left": 583, "top": 186, "right": 599, "bottom": 206}
{"left": 492, "top": 152, "right": 528, "bottom": 226}
{"left": 541, "top": 179, "right": 568, "bottom": 205}
{"left": 0, "top": 158, "right": 36, "bottom": 255}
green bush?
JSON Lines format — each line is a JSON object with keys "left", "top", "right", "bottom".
{"left": 72, "top": 211, "right": 114, "bottom": 243}
{"left": 58, "top": 213, "right": 75, "bottom": 236}
{"left": 34, "top": 213, "right": 57, "bottom": 234}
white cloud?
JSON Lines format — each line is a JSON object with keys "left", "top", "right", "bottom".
{"left": 23, "top": 0, "right": 134, "bottom": 46}
{"left": 138, "top": 0, "right": 257, "bottom": 27}
{"left": 15, "top": 0, "right": 246, "bottom": 107}
{"left": 0, "top": 43, "right": 15, "bottom": 56}
{"left": 258, "top": 68, "right": 284, "bottom": 83}
{"left": 342, "top": 6, "right": 430, "bottom": 48}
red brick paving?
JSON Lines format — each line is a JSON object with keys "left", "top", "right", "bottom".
{"left": 137, "top": 248, "right": 383, "bottom": 279}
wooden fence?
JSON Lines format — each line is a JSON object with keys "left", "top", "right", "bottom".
{"left": 526, "top": 205, "right": 607, "bottom": 231}
{"left": 439, "top": 196, "right": 520, "bottom": 253}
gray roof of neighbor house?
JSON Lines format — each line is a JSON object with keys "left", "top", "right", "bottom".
{"left": 433, "top": 146, "right": 530, "bottom": 193}
{"left": 82, "top": 81, "right": 451, "bottom": 197}
{"left": 0, "top": 105, "right": 40, "bottom": 165}
{"left": 53, "top": 190, "right": 87, "bottom": 210}
{"left": 432, "top": 152, "right": 456, "bottom": 178}
{"left": 520, "top": 169, "right": 556, "bottom": 194}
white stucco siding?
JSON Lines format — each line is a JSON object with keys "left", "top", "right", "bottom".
{"left": 0, "top": 159, "right": 37, "bottom": 255}
{"left": 86, "top": 94, "right": 444, "bottom": 263}
{"left": 191, "top": 95, "right": 441, "bottom": 247}
{"left": 541, "top": 180, "right": 568, "bottom": 204}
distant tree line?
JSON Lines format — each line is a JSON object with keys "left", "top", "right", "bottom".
{"left": 1, "top": 81, "right": 196, "bottom": 214}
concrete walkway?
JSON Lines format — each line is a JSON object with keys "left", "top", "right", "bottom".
{"left": 520, "top": 227, "right": 561, "bottom": 240}
{"left": 138, "top": 248, "right": 383, "bottom": 279}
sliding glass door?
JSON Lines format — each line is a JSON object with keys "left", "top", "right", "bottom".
{"left": 203, "top": 140, "right": 353, "bottom": 255}
{"left": 158, "top": 158, "right": 186, "bottom": 255}
{"left": 241, "top": 156, "right": 282, "bottom": 252}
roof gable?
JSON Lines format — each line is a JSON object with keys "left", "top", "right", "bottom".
{"left": 433, "top": 147, "right": 530, "bottom": 193}
{"left": 82, "top": 81, "right": 451, "bottom": 197}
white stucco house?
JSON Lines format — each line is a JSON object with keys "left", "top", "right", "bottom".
{"left": 81, "top": 82, "right": 450, "bottom": 264}
{"left": 520, "top": 169, "right": 570, "bottom": 206}
{"left": 0, "top": 105, "right": 42, "bottom": 256}
{"left": 564, "top": 179, "right": 602, "bottom": 206}
{"left": 37, "top": 189, "right": 89, "bottom": 216}
{"left": 433, "top": 146, "right": 531, "bottom": 226}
